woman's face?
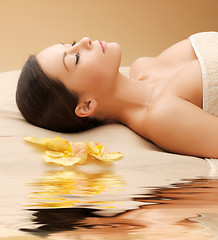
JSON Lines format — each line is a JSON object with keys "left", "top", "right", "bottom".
{"left": 36, "top": 37, "right": 122, "bottom": 98}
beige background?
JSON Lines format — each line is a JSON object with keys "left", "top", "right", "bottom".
{"left": 0, "top": 0, "right": 217, "bottom": 72}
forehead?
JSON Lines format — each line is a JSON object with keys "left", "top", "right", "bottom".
{"left": 36, "top": 44, "right": 63, "bottom": 79}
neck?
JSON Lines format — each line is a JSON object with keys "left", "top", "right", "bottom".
{"left": 96, "top": 71, "right": 151, "bottom": 125}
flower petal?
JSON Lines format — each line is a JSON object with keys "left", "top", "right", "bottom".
{"left": 24, "top": 136, "right": 47, "bottom": 145}
{"left": 42, "top": 154, "right": 80, "bottom": 166}
{"left": 91, "top": 153, "right": 123, "bottom": 161}
{"left": 24, "top": 136, "right": 72, "bottom": 152}
{"left": 44, "top": 151, "right": 65, "bottom": 158}
{"left": 46, "top": 136, "right": 72, "bottom": 152}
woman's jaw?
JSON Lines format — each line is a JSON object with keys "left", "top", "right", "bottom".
{"left": 87, "top": 71, "right": 149, "bottom": 126}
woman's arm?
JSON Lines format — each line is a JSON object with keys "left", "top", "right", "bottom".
{"left": 147, "top": 97, "right": 218, "bottom": 158}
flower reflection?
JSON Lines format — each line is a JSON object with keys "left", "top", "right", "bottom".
{"left": 27, "top": 169, "right": 125, "bottom": 209}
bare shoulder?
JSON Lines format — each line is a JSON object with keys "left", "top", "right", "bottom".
{"left": 144, "top": 96, "right": 201, "bottom": 145}
{"left": 130, "top": 57, "right": 155, "bottom": 80}
{"left": 131, "top": 97, "right": 178, "bottom": 140}
{"left": 157, "top": 38, "right": 197, "bottom": 63}
{"left": 143, "top": 97, "right": 218, "bottom": 158}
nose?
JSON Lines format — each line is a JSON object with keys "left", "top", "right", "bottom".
{"left": 80, "top": 37, "right": 92, "bottom": 48}
{"left": 68, "top": 37, "right": 92, "bottom": 53}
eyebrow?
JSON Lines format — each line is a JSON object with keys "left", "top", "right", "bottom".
{"left": 63, "top": 52, "right": 69, "bottom": 71}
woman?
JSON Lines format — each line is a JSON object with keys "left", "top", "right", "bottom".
{"left": 16, "top": 32, "right": 218, "bottom": 158}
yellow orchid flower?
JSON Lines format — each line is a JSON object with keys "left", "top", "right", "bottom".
{"left": 24, "top": 136, "right": 123, "bottom": 166}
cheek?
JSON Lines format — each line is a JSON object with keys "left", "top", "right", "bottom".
{"left": 81, "top": 60, "right": 108, "bottom": 83}
{"left": 78, "top": 47, "right": 121, "bottom": 90}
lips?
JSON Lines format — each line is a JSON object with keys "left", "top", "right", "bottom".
{"left": 99, "top": 41, "right": 107, "bottom": 53}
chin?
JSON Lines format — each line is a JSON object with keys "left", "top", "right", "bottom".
{"left": 111, "top": 42, "right": 121, "bottom": 52}
{"left": 112, "top": 42, "right": 122, "bottom": 66}
{"left": 106, "top": 42, "right": 122, "bottom": 73}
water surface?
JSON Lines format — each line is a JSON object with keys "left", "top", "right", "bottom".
{"left": 1, "top": 164, "right": 218, "bottom": 240}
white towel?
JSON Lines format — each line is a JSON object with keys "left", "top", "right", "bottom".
{"left": 189, "top": 32, "right": 218, "bottom": 116}
{"left": 190, "top": 32, "right": 218, "bottom": 173}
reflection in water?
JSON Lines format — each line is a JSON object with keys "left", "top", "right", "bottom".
{"left": 26, "top": 169, "right": 125, "bottom": 209}
{"left": 22, "top": 173, "right": 218, "bottom": 240}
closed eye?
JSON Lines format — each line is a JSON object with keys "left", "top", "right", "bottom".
{"left": 75, "top": 52, "right": 80, "bottom": 64}
{"left": 59, "top": 41, "right": 76, "bottom": 47}
{"left": 63, "top": 52, "right": 69, "bottom": 71}
{"left": 61, "top": 41, "right": 79, "bottom": 69}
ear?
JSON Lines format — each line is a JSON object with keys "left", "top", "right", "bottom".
{"left": 75, "top": 99, "right": 97, "bottom": 118}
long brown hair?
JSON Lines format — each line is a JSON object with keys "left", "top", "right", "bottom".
{"left": 16, "top": 56, "right": 102, "bottom": 132}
